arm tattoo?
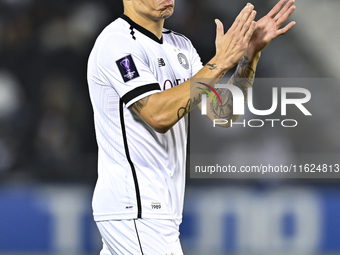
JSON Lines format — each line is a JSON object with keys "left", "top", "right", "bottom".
{"left": 219, "top": 72, "right": 226, "bottom": 79}
{"left": 211, "top": 88, "right": 233, "bottom": 119}
{"left": 132, "top": 96, "right": 150, "bottom": 114}
{"left": 207, "top": 63, "right": 223, "bottom": 71}
{"left": 207, "top": 63, "right": 218, "bottom": 70}
{"left": 177, "top": 99, "right": 191, "bottom": 120}
{"left": 177, "top": 95, "right": 201, "bottom": 121}
{"left": 210, "top": 56, "right": 256, "bottom": 119}
{"left": 235, "top": 55, "right": 255, "bottom": 87}
{"left": 227, "top": 56, "right": 256, "bottom": 105}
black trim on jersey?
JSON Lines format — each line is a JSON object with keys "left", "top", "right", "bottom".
{"left": 121, "top": 14, "right": 163, "bottom": 44}
{"left": 129, "top": 25, "right": 136, "bottom": 40}
{"left": 133, "top": 220, "right": 145, "bottom": 255}
{"left": 162, "top": 29, "right": 172, "bottom": 34}
{"left": 119, "top": 99, "right": 142, "bottom": 219}
{"left": 163, "top": 29, "right": 189, "bottom": 41}
{"left": 122, "top": 83, "right": 161, "bottom": 106}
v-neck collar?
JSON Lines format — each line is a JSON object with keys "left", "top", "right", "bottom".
{"left": 120, "top": 14, "right": 163, "bottom": 44}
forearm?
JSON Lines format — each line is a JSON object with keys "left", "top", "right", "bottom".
{"left": 132, "top": 56, "right": 231, "bottom": 133}
{"left": 207, "top": 51, "right": 261, "bottom": 126}
{"left": 230, "top": 51, "right": 261, "bottom": 103}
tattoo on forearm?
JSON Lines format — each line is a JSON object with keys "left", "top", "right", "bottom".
{"left": 244, "top": 66, "right": 255, "bottom": 78}
{"left": 177, "top": 94, "right": 202, "bottom": 120}
{"left": 211, "top": 88, "right": 233, "bottom": 119}
{"left": 177, "top": 99, "right": 191, "bottom": 120}
{"left": 219, "top": 72, "right": 226, "bottom": 79}
{"left": 235, "top": 55, "right": 255, "bottom": 87}
{"left": 225, "top": 55, "right": 256, "bottom": 106}
{"left": 191, "top": 95, "right": 200, "bottom": 110}
{"left": 132, "top": 96, "right": 150, "bottom": 114}
{"left": 207, "top": 63, "right": 223, "bottom": 71}
{"left": 210, "top": 56, "right": 256, "bottom": 119}
{"left": 207, "top": 63, "right": 217, "bottom": 70}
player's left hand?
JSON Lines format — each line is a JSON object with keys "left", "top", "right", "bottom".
{"left": 246, "top": 0, "right": 296, "bottom": 59}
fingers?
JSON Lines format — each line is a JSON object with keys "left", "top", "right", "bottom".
{"left": 267, "top": 0, "right": 287, "bottom": 18}
{"left": 215, "top": 19, "right": 224, "bottom": 40}
{"left": 241, "top": 10, "right": 256, "bottom": 36}
{"left": 231, "top": 3, "right": 253, "bottom": 31}
{"left": 276, "top": 4, "right": 296, "bottom": 28}
{"left": 277, "top": 21, "right": 296, "bottom": 36}
{"left": 236, "top": 4, "right": 255, "bottom": 31}
{"left": 244, "top": 20, "right": 256, "bottom": 42}
{"left": 274, "top": 0, "right": 295, "bottom": 22}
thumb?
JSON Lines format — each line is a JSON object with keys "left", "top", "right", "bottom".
{"left": 215, "top": 19, "right": 224, "bottom": 39}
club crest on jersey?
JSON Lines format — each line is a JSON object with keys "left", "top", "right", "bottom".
{"left": 177, "top": 53, "right": 189, "bottom": 70}
{"left": 116, "top": 55, "right": 140, "bottom": 82}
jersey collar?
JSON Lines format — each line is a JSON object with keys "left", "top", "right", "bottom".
{"left": 120, "top": 14, "right": 163, "bottom": 44}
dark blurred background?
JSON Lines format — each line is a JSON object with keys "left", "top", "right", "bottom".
{"left": 0, "top": 0, "right": 333, "bottom": 182}
{"left": 0, "top": 0, "right": 339, "bottom": 254}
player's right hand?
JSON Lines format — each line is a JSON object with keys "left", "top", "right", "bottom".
{"left": 215, "top": 3, "right": 257, "bottom": 69}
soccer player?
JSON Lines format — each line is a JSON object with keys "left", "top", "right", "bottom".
{"left": 87, "top": 0, "right": 296, "bottom": 254}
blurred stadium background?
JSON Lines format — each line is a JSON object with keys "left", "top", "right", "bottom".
{"left": 0, "top": 0, "right": 340, "bottom": 254}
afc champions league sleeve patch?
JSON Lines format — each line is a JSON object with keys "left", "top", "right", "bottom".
{"left": 116, "top": 55, "right": 140, "bottom": 83}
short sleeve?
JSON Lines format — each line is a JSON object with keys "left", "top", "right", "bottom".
{"left": 95, "top": 33, "right": 161, "bottom": 107}
{"left": 189, "top": 42, "right": 203, "bottom": 77}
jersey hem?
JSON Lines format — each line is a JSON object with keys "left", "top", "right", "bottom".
{"left": 93, "top": 212, "right": 182, "bottom": 222}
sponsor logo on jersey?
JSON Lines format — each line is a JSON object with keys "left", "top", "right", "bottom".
{"left": 158, "top": 58, "right": 166, "bottom": 67}
{"left": 116, "top": 55, "right": 140, "bottom": 82}
{"left": 177, "top": 53, "right": 189, "bottom": 70}
{"left": 163, "top": 78, "right": 190, "bottom": 90}
{"left": 151, "top": 202, "right": 161, "bottom": 210}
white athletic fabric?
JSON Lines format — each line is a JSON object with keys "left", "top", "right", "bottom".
{"left": 97, "top": 219, "right": 183, "bottom": 255}
{"left": 87, "top": 15, "right": 203, "bottom": 224}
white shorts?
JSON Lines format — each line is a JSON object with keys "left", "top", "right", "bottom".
{"left": 96, "top": 219, "right": 184, "bottom": 255}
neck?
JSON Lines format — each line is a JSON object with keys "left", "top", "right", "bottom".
{"left": 123, "top": 10, "right": 164, "bottom": 40}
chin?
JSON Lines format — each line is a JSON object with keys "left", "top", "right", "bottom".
{"left": 161, "top": 7, "right": 174, "bottom": 19}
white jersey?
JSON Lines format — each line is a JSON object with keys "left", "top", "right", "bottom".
{"left": 87, "top": 15, "right": 203, "bottom": 224}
